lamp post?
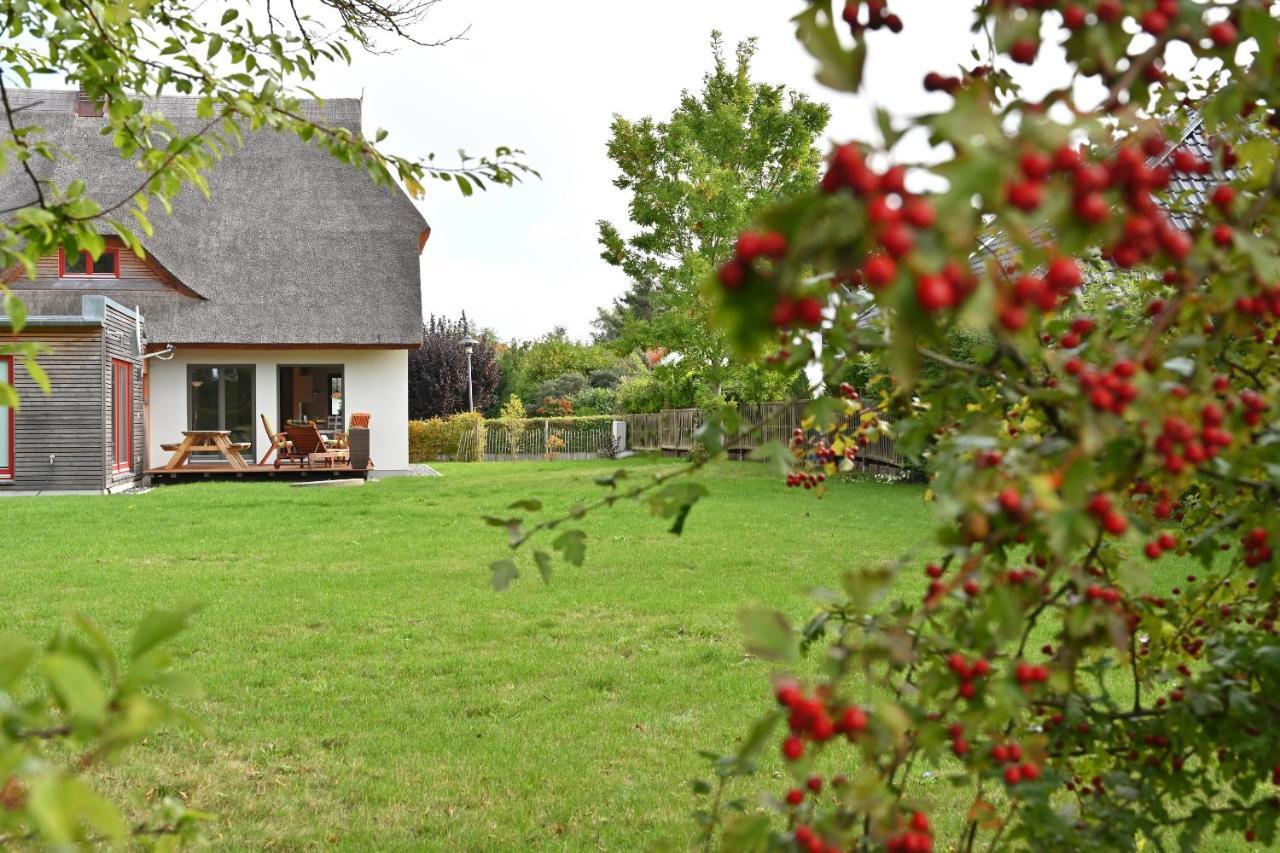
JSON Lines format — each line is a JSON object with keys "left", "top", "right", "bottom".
{"left": 462, "top": 336, "right": 479, "bottom": 412}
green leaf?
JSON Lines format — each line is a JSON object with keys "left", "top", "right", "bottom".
{"left": 490, "top": 558, "right": 519, "bottom": 591}
{"left": 553, "top": 530, "right": 587, "bottom": 567}
{"left": 129, "top": 602, "right": 199, "bottom": 662}
{"left": 220, "top": 8, "right": 239, "bottom": 24}
{"left": 41, "top": 652, "right": 109, "bottom": 723}
{"left": 506, "top": 499, "right": 542, "bottom": 512}
{"left": 22, "top": 355, "right": 50, "bottom": 394}
{"left": 4, "top": 292, "right": 27, "bottom": 333}
{"left": 0, "top": 633, "right": 35, "bottom": 687}
{"left": 739, "top": 608, "right": 797, "bottom": 662}
{"left": 533, "top": 550, "right": 553, "bottom": 584}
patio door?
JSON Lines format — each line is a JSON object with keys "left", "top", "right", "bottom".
{"left": 278, "top": 365, "right": 345, "bottom": 433}
{"left": 188, "top": 365, "right": 255, "bottom": 459}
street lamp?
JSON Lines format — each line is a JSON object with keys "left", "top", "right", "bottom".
{"left": 461, "top": 336, "right": 480, "bottom": 412}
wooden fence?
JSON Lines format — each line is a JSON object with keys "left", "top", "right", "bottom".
{"left": 624, "top": 401, "right": 903, "bottom": 468}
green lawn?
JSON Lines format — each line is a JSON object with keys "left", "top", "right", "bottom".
{"left": 0, "top": 458, "right": 1223, "bottom": 850}
{"left": 1, "top": 459, "right": 934, "bottom": 849}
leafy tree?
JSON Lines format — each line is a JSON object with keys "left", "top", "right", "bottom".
{"left": 496, "top": 328, "right": 618, "bottom": 405}
{"left": 494, "top": 2, "right": 1280, "bottom": 850}
{"left": 596, "top": 32, "right": 829, "bottom": 405}
{"left": 408, "top": 315, "right": 500, "bottom": 418}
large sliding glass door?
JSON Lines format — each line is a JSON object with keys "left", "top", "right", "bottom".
{"left": 278, "top": 365, "right": 345, "bottom": 433}
{"left": 188, "top": 365, "right": 255, "bottom": 459}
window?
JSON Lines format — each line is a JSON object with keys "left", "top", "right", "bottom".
{"left": 112, "top": 360, "right": 133, "bottom": 473}
{"left": 188, "top": 365, "right": 255, "bottom": 459}
{"left": 59, "top": 247, "right": 119, "bottom": 278}
{"left": 0, "top": 356, "right": 12, "bottom": 479}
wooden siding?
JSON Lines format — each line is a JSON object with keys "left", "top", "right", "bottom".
{"left": 5, "top": 236, "right": 197, "bottom": 296}
{"left": 0, "top": 327, "right": 107, "bottom": 491}
{"left": 103, "top": 306, "right": 144, "bottom": 484}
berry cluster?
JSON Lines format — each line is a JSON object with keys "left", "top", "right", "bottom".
{"left": 841, "top": 0, "right": 903, "bottom": 33}
{"left": 1014, "top": 660, "right": 1050, "bottom": 687}
{"left": 1064, "top": 356, "right": 1139, "bottom": 414}
{"left": 1243, "top": 528, "right": 1273, "bottom": 568}
{"left": 775, "top": 681, "right": 868, "bottom": 763}
{"left": 1153, "top": 407, "right": 1233, "bottom": 475}
{"left": 1087, "top": 493, "right": 1129, "bottom": 535}
{"left": 998, "top": 257, "right": 1084, "bottom": 331}
{"left": 947, "top": 653, "right": 992, "bottom": 699}
{"left": 1144, "top": 531, "right": 1179, "bottom": 560}
{"left": 991, "top": 740, "right": 1041, "bottom": 785}
{"left": 886, "top": 811, "right": 933, "bottom": 852}
{"left": 718, "top": 229, "right": 786, "bottom": 291}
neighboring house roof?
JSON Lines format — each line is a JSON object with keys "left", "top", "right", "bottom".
{"left": 971, "top": 115, "right": 1216, "bottom": 275}
{"left": 0, "top": 89, "right": 428, "bottom": 347}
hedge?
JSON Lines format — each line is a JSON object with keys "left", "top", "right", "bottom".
{"left": 408, "top": 412, "right": 486, "bottom": 462}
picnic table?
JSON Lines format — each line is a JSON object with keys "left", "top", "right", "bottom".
{"left": 160, "top": 430, "right": 251, "bottom": 471}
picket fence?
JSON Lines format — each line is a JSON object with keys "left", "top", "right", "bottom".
{"left": 481, "top": 418, "right": 620, "bottom": 461}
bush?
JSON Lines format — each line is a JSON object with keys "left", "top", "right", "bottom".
{"left": 588, "top": 367, "right": 623, "bottom": 389}
{"left": 617, "top": 373, "right": 666, "bottom": 414}
{"left": 570, "top": 386, "right": 619, "bottom": 415}
{"left": 533, "top": 372, "right": 589, "bottom": 404}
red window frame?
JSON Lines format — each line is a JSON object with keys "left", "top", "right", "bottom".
{"left": 112, "top": 359, "right": 133, "bottom": 473}
{"left": 58, "top": 247, "right": 120, "bottom": 278}
{"left": 0, "top": 355, "right": 12, "bottom": 479}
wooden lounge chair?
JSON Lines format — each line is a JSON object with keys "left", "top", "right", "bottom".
{"left": 258, "top": 414, "right": 291, "bottom": 465}
{"left": 278, "top": 422, "right": 349, "bottom": 469}
{"left": 349, "top": 412, "right": 371, "bottom": 429}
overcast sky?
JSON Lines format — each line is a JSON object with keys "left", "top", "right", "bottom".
{"left": 299, "top": 1, "right": 1005, "bottom": 343}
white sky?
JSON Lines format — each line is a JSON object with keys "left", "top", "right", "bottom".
{"left": 308, "top": 1, "right": 992, "bottom": 343}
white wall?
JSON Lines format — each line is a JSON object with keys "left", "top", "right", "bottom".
{"left": 147, "top": 348, "right": 410, "bottom": 473}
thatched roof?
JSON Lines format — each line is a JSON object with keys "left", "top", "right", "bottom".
{"left": 0, "top": 89, "right": 427, "bottom": 347}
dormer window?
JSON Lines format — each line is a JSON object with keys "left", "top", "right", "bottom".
{"left": 59, "top": 247, "right": 119, "bottom": 278}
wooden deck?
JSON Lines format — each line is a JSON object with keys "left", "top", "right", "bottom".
{"left": 145, "top": 463, "right": 366, "bottom": 480}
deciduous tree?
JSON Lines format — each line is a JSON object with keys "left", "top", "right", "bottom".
{"left": 596, "top": 32, "right": 829, "bottom": 406}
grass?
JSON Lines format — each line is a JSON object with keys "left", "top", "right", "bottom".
{"left": 0, "top": 459, "right": 929, "bottom": 849}
{"left": 0, "top": 458, "right": 1226, "bottom": 850}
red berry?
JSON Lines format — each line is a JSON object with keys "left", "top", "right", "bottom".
{"left": 1096, "top": 0, "right": 1122, "bottom": 23}
{"left": 718, "top": 260, "right": 745, "bottom": 290}
{"left": 1074, "top": 192, "right": 1109, "bottom": 224}
{"left": 1209, "top": 21, "right": 1238, "bottom": 49}
{"left": 903, "top": 197, "right": 937, "bottom": 229}
{"left": 782, "top": 736, "right": 804, "bottom": 761}
{"left": 1140, "top": 10, "right": 1168, "bottom": 35}
{"left": 1020, "top": 151, "right": 1053, "bottom": 181}
{"left": 1211, "top": 184, "right": 1235, "bottom": 211}
{"left": 1062, "top": 4, "right": 1088, "bottom": 29}
{"left": 1010, "top": 38, "right": 1039, "bottom": 65}
{"left": 998, "top": 486, "right": 1022, "bottom": 514}
{"left": 1004, "top": 765, "right": 1023, "bottom": 785}
{"left": 759, "top": 230, "right": 788, "bottom": 259}
{"left": 1047, "top": 258, "right": 1083, "bottom": 292}
{"left": 864, "top": 254, "right": 898, "bottom": 289}
{"left": 786, "top": 788, "right": 805, "bottom": 806}
{"left": 794, "top": 296, "right": 824, "bottom": 327}
{"left": 880, "top": 222, "right": 915, "bottom": 258}
{"left": 1008, "top": 180, "right": 1043, "bottom": 212}
{"left": 1213, "top": 224, "right": 1234, "bottom": 246}
{"left": 916, "top": 274, "right": 957, "bottom": 312}
{"left": 1103, "top": 510, "right": 1128, "bottom": 535}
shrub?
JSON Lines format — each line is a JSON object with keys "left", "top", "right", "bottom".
{"left": 588, "top": 367, "right": 623, "bottom": 389}
{"left": 569, "top": 386, "right": 618, "bottom": 415}
{"left": 533, "top": 372, "right": 589, "bottom": 404}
